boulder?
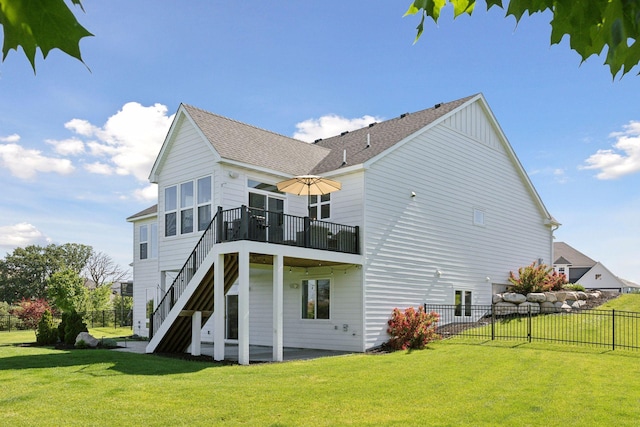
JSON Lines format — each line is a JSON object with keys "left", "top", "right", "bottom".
{"left": 527, "top": 293, "right": 546, "bottom": 303}
{"left": 503, "top": 293, "right": 527, "bottom": 304}
{"left": 544, "top": 292, "right": 558, "bottom": 303}
{"left": 555, "top": 301, "right": 572, "bottom": 312}
{"left": 492, "top": 294, "right": 504, "bottom": 304}
{"left": 75, "top": 332, "right": 99, "bottom": 348}
{"left": 555, "top": 291, "right": 568, "bottom": 302}
{"left": 576, "top": 291, "right": 588, "bottom": 300}
{"left": 564, "top": 291, "right": 579, "bottom": 301}
{"left": 518, "top": 301, "right": 541, "bottom": 314}
{"left": 570, "top": 300, "right": 582, "bottom": 310}
{"left": 540, "top": 301, "right": 557, "bottom": 313}
{"left": 494, "top": 302, "right": 518, "bottom": 315}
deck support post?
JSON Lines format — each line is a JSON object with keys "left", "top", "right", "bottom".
{"left": 213, "top": 252, "right": 225, "bottom": 361}
{"left": 238, "top": 248, "right": 250, "bottom": 365}
{"left": 273, "top": 254, "right": 284, "bottom": 362}
{"left": 191, "top": 311, "right": 202, "bottom": 356}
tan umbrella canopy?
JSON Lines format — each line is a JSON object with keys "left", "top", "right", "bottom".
{"left": 276, "top": 175, "right": 341, "bottom": 196}
{"left": 277, "top": 175, "right": 342, "bottom": 217}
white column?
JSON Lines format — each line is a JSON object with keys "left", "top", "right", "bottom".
{"left": 191, "top": 311, "right": 202, "bottom": 356}
{"left": 238, "top": 249, "right": 250, "bottom": 365}
{"left": 213, "top": 253, "right": 225, "bottom": 361}
{"left": 272, "top": 254, "right": 284, "bottom": 362}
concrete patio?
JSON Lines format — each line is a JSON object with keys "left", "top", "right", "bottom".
{"left": 115, "top": 340, "right": 352, "bottom": 363}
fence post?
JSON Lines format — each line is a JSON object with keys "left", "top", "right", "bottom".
{"left": 8, "top": 314, "right": 11, "bottom": 332}
{"left": 612, "top": 309, "right": 616, "bottom": 351}
{"left": 491, "top": 304, "right": 495, "bottom": 341}
{"left": 528, "top": 305, "right": 532, "bottom": 343}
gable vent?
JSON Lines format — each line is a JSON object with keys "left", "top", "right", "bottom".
{"left": 341, "top": 131, "right": 349, "bottom": 136}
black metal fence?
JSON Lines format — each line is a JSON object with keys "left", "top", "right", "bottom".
{"left": 0, "top": 310, "right": 132, "bottom": 332}
{"left": 425, "top": 304, "right": 640, "bottom": 351}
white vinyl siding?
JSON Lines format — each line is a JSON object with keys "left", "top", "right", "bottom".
{"left": 130, "top": 216, "right": 159, "bottom": 338}
{"left": 362, "top": 103, "right": 553, "bottom": 349}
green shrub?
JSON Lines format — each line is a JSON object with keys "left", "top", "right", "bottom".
{"left": 75, "top": 339, "right": 89, "bottom": 349}
{"left": 36, "top": 309, "right": 59, "bottom": 345}
{"left": 386, "top": 306, "right": 440, "bottom": 351}
{"left": 564, "top": 283, "right": 586, "bottom": 292}
{"left": 508, "top": 262, "right": 567, "bottom": 294}
{"left": 58, "top": 311, "right": 88, "bottom": 345}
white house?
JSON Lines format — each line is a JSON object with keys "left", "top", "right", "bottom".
{"left": 553, "top": 242, "right": 639, "bottom": 293}
{"left": 127, "top": 93, "right": 559, "bottom": 364}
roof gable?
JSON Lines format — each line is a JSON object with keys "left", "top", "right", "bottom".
{"left": 553, "top": 242, "right": 596, "bottom": 267}
{"left": 126, "top": 204, "right": 158, "bottom": 222}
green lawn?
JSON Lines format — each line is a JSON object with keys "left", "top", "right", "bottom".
{"left": 1, "top": 297, "right": 640, "bottom": 425}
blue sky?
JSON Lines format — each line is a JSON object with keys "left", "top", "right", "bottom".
{"left": 0, "top": 1, "right": 638, "bottom": 282}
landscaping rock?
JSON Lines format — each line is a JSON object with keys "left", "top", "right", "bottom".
{"left": 540, "top": 301, "right": 557, "bottom": 313}
{"left": 503, "top": 293, "right": 527, "bottom": 304}
{"left": 564, "top": 291, "right": 579, "bottom": 301}
{"left": 494, "top": 302, "right": 518, "bottom": 315}
{"left": 544, "top": 292, "right": 558, "bottom": 303}
{"left": 75, "top": 332, "right": 99, "bottom": 348}
{"left": 576, "top": 291, "right": 588, "bottom": 300}
{"left": 555, "top": 301, "right": 572, "bottom": 312}
{"left": 518, "top": 302, "right": 540, "bottom": 314}
{"left": 526, "top": 293, "right": 546, "bottom": 303}
{"left": 493, "top": 294, "right": 503, "bottom": 304}
{"left": 555, "top": 291, "right": 568, "bottom": 302}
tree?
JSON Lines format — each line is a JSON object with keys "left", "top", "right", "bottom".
{"left": 83, "top": 251, "right": 126, "bottom": 288}
{"left": 89, "top": 284, "right": 113, "bottom": 312}
{"left": 46, "top": 268, "right": 89, "bottom": 313}
{"left": 0, "top": 0, "right": 92, "bottom": 71}
{"left": 11, "top": 298, "right": 52, "bottom": 329}
{"left": 405, "top": 0, "right": 640, "bottom": 77}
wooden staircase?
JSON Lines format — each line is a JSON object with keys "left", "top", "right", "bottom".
{"left": 153, "top": 253, "right": 239, "bottom": 353}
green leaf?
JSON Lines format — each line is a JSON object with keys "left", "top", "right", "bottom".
{"left": 0, "top": 0, "right": 93, "bottom": 71}
{"left": 452, "top": 0, "right": 476, "bottom": 18}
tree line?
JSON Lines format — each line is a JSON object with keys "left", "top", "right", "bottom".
{"left": 0, "top": 243, "right": 129, "bottom": 316}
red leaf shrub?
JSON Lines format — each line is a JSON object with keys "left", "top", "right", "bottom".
{"left": 386, "top": 306, "right": 440, "bottom": 351}
{"left": 11, "top": 298, "right": 53, "bottom": 329}
{"left": 508, "top": 262, "right": 567, "bottom": 294}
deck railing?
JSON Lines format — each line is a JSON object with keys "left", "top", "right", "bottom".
{"left": 151, "top": 206, "right": 360, "bottom": 338}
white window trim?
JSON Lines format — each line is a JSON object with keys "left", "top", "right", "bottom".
{"left": 163, "top": 175, "right": 212, "bottom": 238}
{"left": 309, "top": 194, "right": 331, "bottom": 220}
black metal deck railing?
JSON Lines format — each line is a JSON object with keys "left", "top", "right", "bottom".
{"left": 425, "top": 303, "right": 640, "bottom": 351}
{"left": 150, "top": 206, "right": 360, "bottom": 338}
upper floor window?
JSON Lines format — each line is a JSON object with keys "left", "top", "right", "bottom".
{"left": 302, "top": 279, "right": 330, "bottom": 320}
{"left": 309, "top": 194, "right": 331, "bottom": 220}
{"left": 164, "top": 176, "right": 212, "bottom": 237}
{"left": 139, "top": 223, "right": 158, "bottom": 260}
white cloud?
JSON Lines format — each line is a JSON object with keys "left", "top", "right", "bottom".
{"left": 0, "top": 134, "right": 20, "bottom": 143}
{"left": 293, "top": 114, "right": 382, "bottom": 142}
{"left": 46, "top": 137, "right": 85, "bottom": 155}
{"left": 582, "top": 120, "right": 640, "bottom": 179}
{"left": 50, "top": 102, "right": 174, "bottom": 182}
{"left": 84, "top": 161, "right": 114, "bottom": 175}
{"left": 133, "top": 184, "right": 158, "bottom": 202}
{"left": 0, "top": 142, "right": 74, "bottom": 179}
{"left": 0, "top": 223, "right": 52, "bottom": 250}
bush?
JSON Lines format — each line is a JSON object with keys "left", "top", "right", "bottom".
{"left": 75, "top": 339, "right": 89, "bottom": 349}
{"left": 58, "top": 311, "right": 88, "bottom": 345}
{"left": 564, "top": 283, "right": 586, "bottom": 292}
{"left": 36, "top": 309, "right": 59, "bottom": 345}
{"left": 99, "top": 338, "right": 118, "bottom": 349}
{"left": 508, "top": 262, "right": 567, "bottom": 294}
{"left": 11, "top": 298, "right": 52, "bottom": 329}
{"left": 386, "top": 306, "right": 440, "bottom": 351}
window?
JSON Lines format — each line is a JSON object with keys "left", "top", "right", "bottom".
{"left": 473, "top": 208, "right": 485, "bottom": 226}
{"left": 140, "top": 223, "right": 158, "bottom": 260}
{"left": 180, "top": 181, "right": 194, "bottom": 234}
{"left": 558, "top": 267, "right": 565, "bottom": 274}
{"left": 455, "top": 290, "right": 472, "bottom": 317}
{"left": 164, "top": 176, "right": 212, "bottom": 236}
{"left": 197, "top": 176, "right": 212, "bottom": 231}
{"left": 302, "top": 279, "right": 330, "bottom": 319}
{"left": 309, "top": 194, "right": 331, "bottom": 220}
{"left": 165, "top": 186, "right": 177, "bottom": 236}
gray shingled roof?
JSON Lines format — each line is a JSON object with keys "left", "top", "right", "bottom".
{"left": 553, "top": 242, "right": 596, "bottom": 267}
{"left": 311, "top": 95, "right": 476, "bottom": 174}
{"left": 126, "top": 204, "right": 158, "bottom": 221}
{"left": 183, "top": 105, "right": 331, "bottom": 176}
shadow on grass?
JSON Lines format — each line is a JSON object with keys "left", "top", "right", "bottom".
{"left": 0, "top": 347, "right": 225, "bottom": 375}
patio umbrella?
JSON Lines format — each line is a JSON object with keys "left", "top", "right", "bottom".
{"left": 276, "top": 175, "right": 342, "bottom": 216}
{"left": 276, "top": 175, "right": 342, "bottom": 196}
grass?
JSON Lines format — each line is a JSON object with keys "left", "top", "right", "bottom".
{"left": 1, "top": 297, "right": 640, "bottom": 425}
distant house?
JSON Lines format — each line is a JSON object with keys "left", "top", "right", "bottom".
{"left": 127, "top": 93, "right": 559, "bottom": 364}
{"left": 553, "top": 242, "right": 639, "bottom": 293}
